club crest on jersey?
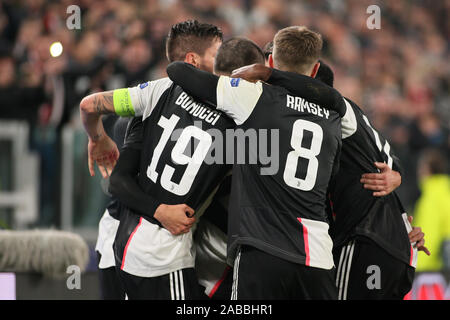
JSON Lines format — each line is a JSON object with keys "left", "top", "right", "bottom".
{"left": 230, "top": 78, "right": 241, "bottom": 87}
{"left": 139, "top": 82, "right": 149, "bottom": 89}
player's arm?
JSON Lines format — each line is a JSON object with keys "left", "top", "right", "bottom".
{"left": 360, "top": 162, "right": 401, "bottom": 197}
{"left": 361, "top": 134, "right": 404, "bottom": 197}
{"left": 80, "top": 79, "right": 171, "bottom": 178}
{"left": 231, "top": 64, "right": 346, "bottom": 117}
{"left": 167, "top": 62, "right": 263, "bottom": 125}
{"left": 109, "top": 118, "right": 195, "bottom": 235}
{"left": 80, "top": 89, "right": 136, "bottom": 178}
{"left": 166, "top": 62, "right": 218, "bottom": 106}
{"left": 110, "top": 148, "right": 195, "bottom": 235}
{"left": 408, "top": 215, "right": 431, "bottom": 255}
{"left": 80, "top": 89, "right": 136, "bottom": 140}
{"left": 79, "top": 91, "right": 118, "bottom": 178}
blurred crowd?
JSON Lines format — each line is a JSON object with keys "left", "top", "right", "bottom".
{"left": 0, "top": 0, "right": 448, "bottom": 232}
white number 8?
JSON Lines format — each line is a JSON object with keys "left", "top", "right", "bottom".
{"left": 283, "top": 119, "right": 323, "bottom": 191}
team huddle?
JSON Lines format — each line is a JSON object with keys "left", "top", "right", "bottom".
{"left": 79, "top": 20, "right": 429, "bottom": 300}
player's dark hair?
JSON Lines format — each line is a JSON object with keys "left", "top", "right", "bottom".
{"left": 316, "top": 60, "right": 334, "bottom": 87}
{"left": 214, "top": 37, "right": 265, "bottom": 75}
{"left": 166, "top": 20, "right": 223, "bottom": 63}
{"left": 263, "top": 41, "right": 273, "bottom": 60}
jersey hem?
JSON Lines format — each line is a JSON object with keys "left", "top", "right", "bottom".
{"left": 228, "top": 237, "right": 334, "bottom": 270}
{"left": 121, "top": 259, "right": 195, "bottom": 278}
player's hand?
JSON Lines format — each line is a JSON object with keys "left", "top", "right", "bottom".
{"left": 408, "top": 215, "right": 431, "bottom": 256}
{"left": 360, "top": 162, "right": 401, "bottom": 197}
{"left": 230, "top": 64, "right": 272, "bottom": 83}
{"left": 154, "top": 204, "right": 195, "bottom": 235}
{"left": 88, "top": 133, "right": 119, "bottom": 178}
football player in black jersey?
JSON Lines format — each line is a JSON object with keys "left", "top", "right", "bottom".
{"left": 232, "top": 59, "right": 429, "bottom": 300}
{"left": 80, "top": 20, "right": 226, "bottom": 300}
{"left": 317, "top": 62, "right": 429, "bottom": 300}
{"left": 166, "top": 26, "right": 354, "bottom": 300}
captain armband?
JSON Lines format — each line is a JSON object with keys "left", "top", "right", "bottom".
{"left": 113, "top": 88, "right": 135, "bottom": 116}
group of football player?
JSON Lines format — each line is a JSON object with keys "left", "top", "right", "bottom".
{"left": 79, "top": 20, "right": 429, "bottom": 300}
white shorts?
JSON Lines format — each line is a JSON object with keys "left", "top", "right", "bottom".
{"left": 95, "top": 209, "right": 120, "bottom": 269}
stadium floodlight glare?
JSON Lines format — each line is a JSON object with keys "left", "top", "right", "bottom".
{"left": 50, "top": 42, "right": 63, "bottom": 57}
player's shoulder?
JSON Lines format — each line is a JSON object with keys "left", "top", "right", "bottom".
{"left": 127, "top": 77, "right": 174, "bottom": 103}
{"left": 342, "top": 97, "right": 367, "bottom": 124}
{"left": 307, "top": 77, "right": 346, "bottom": 115}
{"left": 288, "top": 72, "right": 344, "bottom": 102}
{"left": 270, "top": 73, "right": 345, "bottom": 115}
{"left": 260, "top": 81, "right": 291, "bottom": 98}
{"left": 137, "top": 77, "right": 173, "bottom": 92}
{"left": 219, "top": 76, "right": 263, "bottom": 92}
{"left": 343, "top": 97, "right": 362, "bottom": 112}
{"left": 133, "top": 77, "right": 174, "bottom": 119}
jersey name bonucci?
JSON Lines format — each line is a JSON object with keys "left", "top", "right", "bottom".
{"left": 114, "top": 78, "right": 234, "bottom": 277}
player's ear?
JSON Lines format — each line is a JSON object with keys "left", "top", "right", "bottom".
{"left": 185, "top": 52, "right": 200, "bottom": 68}
{"left": 268, "top": 54, "right": 274, "bottom": 68}
{"left": 310, "top": 61, "right": 320, "bottom": 78}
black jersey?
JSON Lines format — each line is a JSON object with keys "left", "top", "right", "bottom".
{"left": 217, "top": 78, "right": 342, "bottom": 269}
{"left": 165, "top": 62, "right": 355, "bottom": 270}
{"left": 112, "top": 78, "right": 234, "bottom": 277}
{"left": 138, "top": 86, "right": 233, "bottom": 213}
{"left": 102, "top": 115, "right": 131, "bottom": 220}
{"left": 328, "top": 98, "right": 416, "bottom": 267}
{"left": 264, "top": 71, "right": 417, "bottom": 267}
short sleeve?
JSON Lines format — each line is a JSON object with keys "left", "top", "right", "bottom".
{"left": 341, "top": 98, "right": 357, "bottom": 139}
{"left": 216, "top": 76, "right": 263, "bottom": 125}
{"left": 118, "top": 77, "right": 173, "bottom": 119}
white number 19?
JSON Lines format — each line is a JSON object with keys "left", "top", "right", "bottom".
{"left": 147, "top": 114, "right": 212, "bottom": 196}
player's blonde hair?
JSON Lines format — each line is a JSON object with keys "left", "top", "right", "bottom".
{"left": 273, "top": 26, "right": 322, "bottom": 74}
